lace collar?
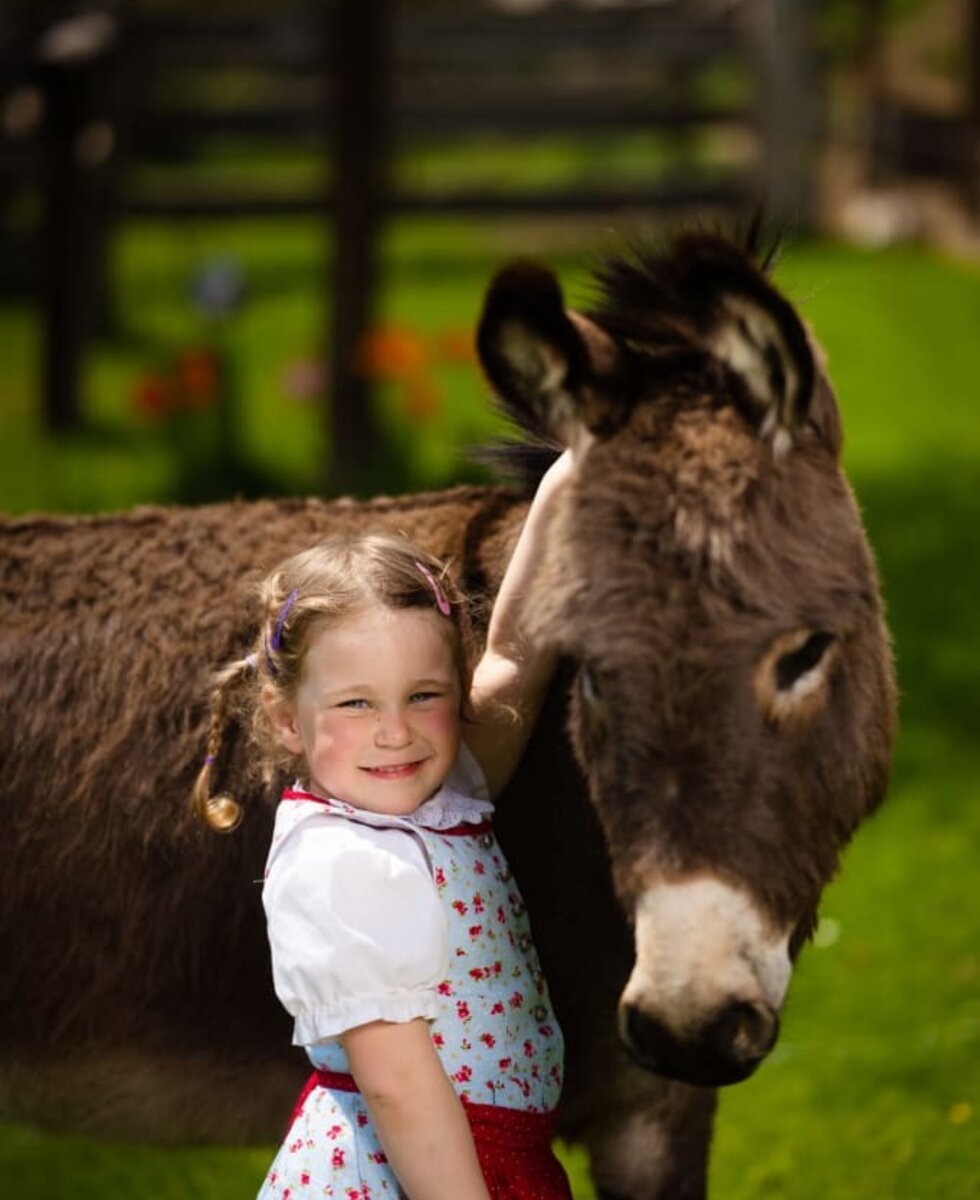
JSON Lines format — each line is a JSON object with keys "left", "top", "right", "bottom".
{"left": 284, "top": 778, "right": 493, "bottom": 833}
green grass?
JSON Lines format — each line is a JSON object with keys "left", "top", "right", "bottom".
{"left": 1, "top": 221, "right": 979, "bottom": 1197}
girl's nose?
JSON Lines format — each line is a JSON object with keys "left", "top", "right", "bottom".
{"left": 375, "top": 709, "right": 412, "bottom": 747}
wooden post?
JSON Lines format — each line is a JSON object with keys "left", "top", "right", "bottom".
{"left": 322, "top": 0, "right": 390, "bottom": 496}
{"left": 36, "top": 12, "right": 117, "bottom": 433}
{"left": 965, "top": 0, "right": 980, "bottom": 213}
{"left": 37, "top": 56, "right": 88, "bottom": 433}
{"left": 751, "top": 0, "right": 820, "bottom": 227}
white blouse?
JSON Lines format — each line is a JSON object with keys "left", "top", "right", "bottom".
{"left": 262, "top": 745, "right": 493, "bottom": 1047}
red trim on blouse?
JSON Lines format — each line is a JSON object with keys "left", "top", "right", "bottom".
{"left": 281, "top": 787, "right": 493, "bottom": 837}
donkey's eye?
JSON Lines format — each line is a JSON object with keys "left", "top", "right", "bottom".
{"left": 579, "top": 664, "right": 601, "bottom": 708}
{"left": 577, "top": 663, "right": 607, "bottom": 747}
{"left": 775, "top": 631, "right": 835, "bottom": 691}
{"left": 755, "top": 628, "right": 839, "bottom": 729}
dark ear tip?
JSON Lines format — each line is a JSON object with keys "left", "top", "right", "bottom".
{"left": 481, "top": 260, "right": 565, "bottom": 329}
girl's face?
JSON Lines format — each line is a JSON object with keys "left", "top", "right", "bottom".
{"left": 267, "top": 605, "right": 462, "bottom": 816}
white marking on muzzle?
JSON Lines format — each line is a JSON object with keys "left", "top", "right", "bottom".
{"left": 621, "top": 875, "right": 793, "bottom": 1036}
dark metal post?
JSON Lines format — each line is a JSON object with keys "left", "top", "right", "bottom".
{"left": 323, "top": 0, "right": 390, "bottom": 495}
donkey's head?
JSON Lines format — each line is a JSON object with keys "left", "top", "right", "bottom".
{"left": 478, "top": 231, "right": 896, "bottom": 1087}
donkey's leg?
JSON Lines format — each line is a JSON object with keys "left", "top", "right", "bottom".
{"left": 583, "top": 1070, "right": 717, "bottom": 1200}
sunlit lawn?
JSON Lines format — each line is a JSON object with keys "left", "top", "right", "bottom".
{"left": 1, "top": 220, "right": 978, "bottom": 1198}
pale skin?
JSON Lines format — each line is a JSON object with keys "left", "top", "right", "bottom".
{"left": 264, "top": 451, "right": 574, "bottom": 1200}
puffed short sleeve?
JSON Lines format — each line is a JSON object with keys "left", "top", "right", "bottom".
{"left": 263, "top": 816, "right": 448, "bottom": 1046}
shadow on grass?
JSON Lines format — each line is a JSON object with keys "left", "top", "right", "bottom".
{"left": 856, "top": 458, "right": 980, "bottom": 808}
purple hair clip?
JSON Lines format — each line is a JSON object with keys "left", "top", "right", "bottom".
{"left": 415, "top": 562, "right": 451, "bottom": 617}
{"left": 264, "top": 587, "right": 299, "bottom": 676}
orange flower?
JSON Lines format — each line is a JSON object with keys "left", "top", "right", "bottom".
{"left": 176, "top": 347, "right": 220, "bottom": 408}
{"left": 435, "top": 329, "right": 475, "bottom": 363}
{"left": 353, "top": 327, "right": 428, "bottom": 379}
{"left": 403, "top": 375, "right": 440, "bottom": 421}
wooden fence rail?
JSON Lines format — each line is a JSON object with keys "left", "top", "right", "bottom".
{"left": 1, "top": 0, "right": 821, "bottom": 490}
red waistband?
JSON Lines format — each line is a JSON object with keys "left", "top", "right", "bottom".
{"left": 301, "top": 1069, "right": 556, "bottom": 1145}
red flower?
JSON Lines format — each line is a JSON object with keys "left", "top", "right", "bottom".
{"left": 456, "top": 1000, "right": 471, "bottom": 1021}
{"left": 490, "top": 1002, "right": 505, "bottom": 1015}
{"left": 300, "top": 1171, "right": 311, "bottom": 1185}
{"left": 498, "top": 1057, "right": 512, "bottom": 1070}
{"left": 480, "top": 1032, "right": 496, "bottom": 1048}
{"left": 454, "top": 1065, "right": 473, "bottom": 1083}
{"left": 132, "top": 373, "right": 174, "bottom": 421}
{"left": 469, "top": 924, "right": 483, "bottom": 939}
{"left": 469, "top": 967, "right": 487, "bottom": 981}
{"left": 434, "top": 867, "right": 446, "bottom": 887}
{"left": 327, "top": 1124, "right": 343, "bottom": 1139}
{"left": 356, "top": 1112, "right": 369, "bottom": 1127}
{"left": 474, "top": 861, "right": 485, "bottom": 875}
{"left": 452, "top": 900, "right": 468, "bottom": 915}
{"left": 496, "top": 906, "right": 507, "bottom": 923}
{"left": 472, "top": 892, "right": 485, "bottom": 913}
{"left": 332, "top": 1147, "right": 346, "bottom": 1168}
{"left": 437, "top": 981, "right": 453, "bottom": 996}
{"left": 509, "top": 992, "right": 524, "bottom": 1009}
{"left": 523, "top": 1040, "right": 535, "bottom": 1058}
{"left": 432, "top": 1032, "right": 445, "bottom": 1048}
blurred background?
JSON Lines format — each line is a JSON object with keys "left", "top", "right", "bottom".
{"left": 1, "top": 1, "right": 978, "bottom": 1197}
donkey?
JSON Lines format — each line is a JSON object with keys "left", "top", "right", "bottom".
{"left": 0, "top": 230, "right": 895, "bottom": 1199}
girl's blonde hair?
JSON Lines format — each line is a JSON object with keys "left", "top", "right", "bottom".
{"left": 192, "top": 531, "right": 468, "bottom": 832}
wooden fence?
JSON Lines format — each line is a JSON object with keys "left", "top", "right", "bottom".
{"left": 2, "top": 0, "right": 822, "bottom": 491}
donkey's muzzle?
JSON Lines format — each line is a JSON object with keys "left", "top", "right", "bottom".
{"left": 618, "top": 999, "right": 780, "bottom": 1088}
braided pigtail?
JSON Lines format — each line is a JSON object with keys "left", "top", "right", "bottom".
{"left": 191, "top": 654, "right": 255, "bottom": 832}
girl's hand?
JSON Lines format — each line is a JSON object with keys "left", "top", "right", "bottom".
{"left": 342, "top": 1018, "right": 492, "bottom": 1200}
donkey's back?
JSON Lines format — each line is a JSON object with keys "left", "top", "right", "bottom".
{"left": 0, "top": 486, "right": 525, "bottom": 1140}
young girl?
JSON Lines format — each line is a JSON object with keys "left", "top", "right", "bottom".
{"left": 193, "top": 454, "right": 573, "bottom": 1200}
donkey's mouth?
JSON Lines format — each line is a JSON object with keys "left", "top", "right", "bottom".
{"left": 618, "top": 1000, "right": 779, "bottom": 1088}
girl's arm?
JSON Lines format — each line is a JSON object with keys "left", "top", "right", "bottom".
{"left": 465, "top": 450, "right": 574, "bottom": 798}
{"left": 342, "top": 1018, "right": 491, "bottom": 1200}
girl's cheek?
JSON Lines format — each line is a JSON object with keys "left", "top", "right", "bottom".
{"left": 420, "top": 703, "right": 461, "bottom": 741}
{"left": 315, "top": 713, "right": 362, "bottom": 754}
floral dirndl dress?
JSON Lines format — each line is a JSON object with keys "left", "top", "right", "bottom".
{"left": 257, "top": 748, "right": 571, "bottom": 1200}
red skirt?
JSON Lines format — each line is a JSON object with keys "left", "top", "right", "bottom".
{"left": 294, "top": 1069, "right": 573, "bottom": 1200}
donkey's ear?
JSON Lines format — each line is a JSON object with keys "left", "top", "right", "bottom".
{"left": 705, "top": 282, "right": 816, "bottom": 459}
{"left": 477, "top": 261, "right": 627, "bottom": 446}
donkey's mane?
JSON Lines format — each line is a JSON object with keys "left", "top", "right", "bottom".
{"left": 479, "top": 221, "right": 783, "bottom": 492}
{"left": 589, "top": 221, "right": 781, "bottom": 347}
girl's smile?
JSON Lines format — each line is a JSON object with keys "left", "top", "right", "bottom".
{"left": 269, "top": 605, "right": 462, "bottom": 816}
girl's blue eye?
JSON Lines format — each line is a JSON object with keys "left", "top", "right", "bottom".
{"left": 338, "top": 698, "right": 369, "bottom": 710}
{"left": 410, "top": 691, "right": 440, "bottom": 703}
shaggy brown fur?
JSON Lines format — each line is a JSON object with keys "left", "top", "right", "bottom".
{"left": 0, "top": 231, "right": 895, "bottom": 1200}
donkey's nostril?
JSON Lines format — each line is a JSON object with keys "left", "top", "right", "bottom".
{"left": 618, "top": 998, "right": 780, "bottom": 1086}
{"left": 709, "top": 1000, "right": 779, "bottom": 1066}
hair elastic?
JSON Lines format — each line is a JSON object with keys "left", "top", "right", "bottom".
{"left": 415, "top": 562, "right": 451, "bottom": 617}
{"left": 204, "top": 754, "right": 216, "bottom": 766}
{"left": 264, "top": 586, "right": 300, "bottom": 676}
{"left": 271, "top": 588, "right": 300, "bottom": 651}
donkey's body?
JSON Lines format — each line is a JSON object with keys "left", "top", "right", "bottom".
{"left": 0, "top": 232, "right": 894, "bottom": 1199}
